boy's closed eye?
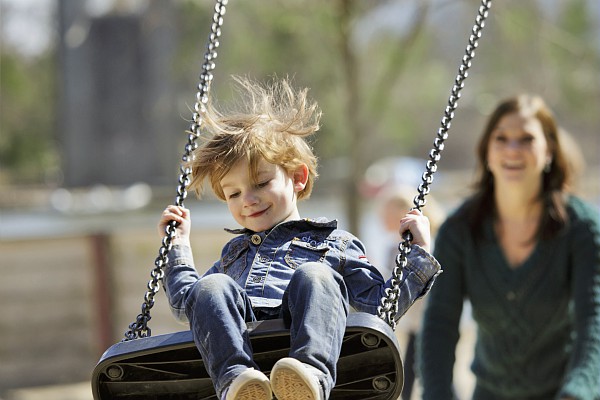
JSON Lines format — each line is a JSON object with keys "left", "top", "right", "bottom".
{"left": 256, "top": 180, "right": 271, "bottom": 189}
{"left": 225, "top": 181, "right": 269, "bottom": 199}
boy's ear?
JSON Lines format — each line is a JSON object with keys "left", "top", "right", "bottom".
{"left": 292, "top": 164, "right": 309, "bottom": 192}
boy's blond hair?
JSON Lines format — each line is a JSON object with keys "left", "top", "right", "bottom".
{"left": 188, "top": 76, "right": 321, "bottom": 201}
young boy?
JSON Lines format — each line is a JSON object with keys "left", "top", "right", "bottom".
{"left": 158, "top": 76, "right": 441, "bottom": 400}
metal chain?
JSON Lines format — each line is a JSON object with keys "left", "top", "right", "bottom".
{"left": 123, "top": 0, "right": 228, "bottom": 341}
{"left": 377, "top": 0, "right": 492, "bottom": 329}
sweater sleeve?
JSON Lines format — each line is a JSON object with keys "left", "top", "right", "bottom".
{"left": 418, "top": 217, "right": 466, "bottom": 400}
{"left": 558, "top": 201, "right": 600, "bottom": 400}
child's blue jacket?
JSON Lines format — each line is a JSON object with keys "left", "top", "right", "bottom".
{"left": 163, "top": 217, "right": 441, "bottom": 323}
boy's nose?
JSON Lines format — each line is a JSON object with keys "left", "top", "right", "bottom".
{"left": 242, "top": 191, "right": 259, "bottom": 206}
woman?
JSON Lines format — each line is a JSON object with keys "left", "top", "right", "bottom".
{"left": 418, "top": 94, "right": 600, "bottom": 400}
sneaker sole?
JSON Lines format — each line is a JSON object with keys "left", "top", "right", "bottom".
{"left": 271, "top": 359, "right": 320, "bottom": 400}
{"left": 227, "top": 370, "right": 272, "bottom": 400}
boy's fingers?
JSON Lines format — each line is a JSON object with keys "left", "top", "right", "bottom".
{"left": 163, "top": 205, "right": 189, "bottom": 218}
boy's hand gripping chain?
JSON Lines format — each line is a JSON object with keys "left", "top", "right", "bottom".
{"left": 123, "top": 0, "right": 229, "bottom": 341}
{"left": 377, "top": 0, "right": 492, "bottom": 329}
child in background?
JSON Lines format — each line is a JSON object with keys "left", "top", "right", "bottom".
{"left": 376, "top": 184, "right": 445, "bottom": 400}
{"left": 158, "top": 76, "right": 441, "bottom": 400}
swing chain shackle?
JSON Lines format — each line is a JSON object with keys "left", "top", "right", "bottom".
{"left": 377, "top": 0, "right": 492, "bottom": 329}
{"left": 123, "top": 0, "right": 229, "bottom": 342}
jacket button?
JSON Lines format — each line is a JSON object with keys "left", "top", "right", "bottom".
{"left": 250, "top": 234, "right": 262, "bottom": 245}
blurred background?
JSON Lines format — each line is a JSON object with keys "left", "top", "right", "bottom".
{"left": 1, "top": 0, "right": 599, "bottom": 399}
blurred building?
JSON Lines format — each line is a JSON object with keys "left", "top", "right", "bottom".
{"left": 57, "top": 0, "right": 179, "bottom": 187}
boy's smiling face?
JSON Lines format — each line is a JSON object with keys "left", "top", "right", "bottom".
{"left": 220, "top": 158, "right": 308, "bottom": 232}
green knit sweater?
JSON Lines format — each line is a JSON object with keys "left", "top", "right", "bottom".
{"left": 419, "top": 196, "right": 600, "bottom": 400}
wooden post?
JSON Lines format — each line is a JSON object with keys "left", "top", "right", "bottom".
{"left": 90, "top": 233, "right": 115, "bottom": 354}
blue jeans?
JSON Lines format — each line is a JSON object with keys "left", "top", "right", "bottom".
{"left": 184, "top": 262, "right": 350, "bottom": 399}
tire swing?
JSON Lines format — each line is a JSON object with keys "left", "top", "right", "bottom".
{"left": 91, "top": 1, "right": 492, "bottom": 399}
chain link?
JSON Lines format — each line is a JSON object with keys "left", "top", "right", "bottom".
{"left": 377, "top": 0, "right": 492, "bottom": 329}
{"left": 123, "top": 0, "right": 229, "bottom": 341}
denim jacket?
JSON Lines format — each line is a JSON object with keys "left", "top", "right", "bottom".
{"left": 163, "top": 217, "right": 441, "bottom": 323}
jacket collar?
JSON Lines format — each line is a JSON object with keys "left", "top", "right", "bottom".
{"left": 224, "top": 217, "right": 338, "bottom": 235}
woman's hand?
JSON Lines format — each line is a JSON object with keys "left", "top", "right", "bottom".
{"left": 157, "top": 205, "right": 192, "bottom": 247}
{"left": 399, "top": 209, "right": 432, "bottom": 253}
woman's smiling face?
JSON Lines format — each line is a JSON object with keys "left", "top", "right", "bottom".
{"left": 487, "top": 111, "right": 551, "bottom": 190}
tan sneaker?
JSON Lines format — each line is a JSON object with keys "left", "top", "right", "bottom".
{"left": 225, "top": 368, "right": 272, "bottom": 400}
{"left": 270, "top": 358, "right": 323, "bottom": 400}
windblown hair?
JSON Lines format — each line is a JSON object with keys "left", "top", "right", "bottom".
{"left": 188, "top": 76, "right": 321, "bottom": 201}
{"left": 467, "top": 94, "right": 575, "bottom": 240}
